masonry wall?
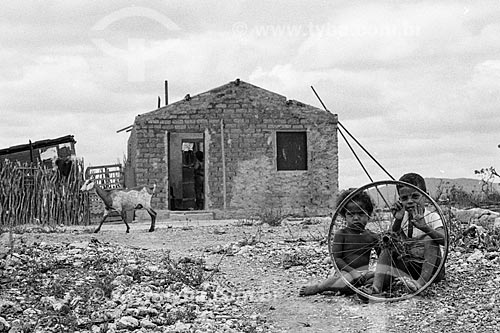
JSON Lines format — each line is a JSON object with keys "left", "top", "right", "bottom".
{"left": 130, "top": 81, "right": 338, "bottom": 216}
{"left": 124, "top": 129, "right": 137, "bottom": 189}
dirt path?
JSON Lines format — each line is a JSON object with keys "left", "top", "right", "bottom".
{"left": 11, "top": 221, "right": 397, "bottom": 332}
{"left": 9, "top": 220, "right": 497, "bottom": 332}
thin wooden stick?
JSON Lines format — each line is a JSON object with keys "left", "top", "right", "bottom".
{"left": 0, "top": 158, "right": 89, "bottom": 227}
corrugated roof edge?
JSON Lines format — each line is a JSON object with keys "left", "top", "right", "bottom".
{"left": 0, "top": 135, "right": 76, "bottom": 156}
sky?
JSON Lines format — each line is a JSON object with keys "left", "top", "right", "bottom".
{"left": 1, "top": 0, "right": 500, "bottom": 189}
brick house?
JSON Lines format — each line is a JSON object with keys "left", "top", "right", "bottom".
{"left": 126, "top": 79, "right": 338, "bottom": 217}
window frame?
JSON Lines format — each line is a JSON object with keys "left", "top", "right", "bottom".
{"left": 275, "top": 131, "right": 308, "bottom": 172}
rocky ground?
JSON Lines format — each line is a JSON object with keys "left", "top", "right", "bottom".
{"left": 1, "top": 217, "right": 500, "bottom": 332}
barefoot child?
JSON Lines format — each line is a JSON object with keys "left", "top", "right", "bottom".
{"left": 299, "top": 189, "right": 379, "bottom": 296}
{"left": 371, "top": 173, "right": 445, "bottom": 293}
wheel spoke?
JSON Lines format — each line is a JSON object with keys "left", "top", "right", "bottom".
{"left": 328, "top": 180, "right": 449, "bottom": 301}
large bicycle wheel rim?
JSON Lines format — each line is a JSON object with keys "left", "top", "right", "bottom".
{"left": 328, "top": 180, "right": 449, "bottom": 302}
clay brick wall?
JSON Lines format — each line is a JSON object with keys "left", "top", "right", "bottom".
{"left": 128, "top": 80, "right": 338, "bottom": 216}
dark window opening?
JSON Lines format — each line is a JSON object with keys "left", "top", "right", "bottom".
{"left": 276, "top": 131, "right": 307, "bottom": 171}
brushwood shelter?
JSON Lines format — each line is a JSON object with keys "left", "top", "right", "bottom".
{"left": 125, "top": 79, "right": 338, "bottom": 217}
{"left": 0, "top": 135, "right": 76, "bottom": 167}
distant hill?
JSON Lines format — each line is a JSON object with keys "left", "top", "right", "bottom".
{"left": 362, "top": 177, "right": 499, "bottom": 209}
{"left": 425, "top": 177, "right": 500, "bottom": 199}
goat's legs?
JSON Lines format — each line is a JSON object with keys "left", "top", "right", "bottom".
{"left": 121, "top": 211, "right": 130, "bottom": 233}
{"left": 94, "top": 214, "right": 109, "bottom": 233}
{"left": 145, "top": 208, "right": 157, "bottom": 232}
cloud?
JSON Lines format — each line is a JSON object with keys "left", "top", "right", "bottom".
{"left": 249, "top": 64, "right": 393, "bottom": 121}
{"left": 2, "top": 0, "right": 500, "bottom": 190}
{"left": 0, "top": 54, "right": 153, "bottom": 114}
{"left": 295, "top": 2, "right": 500, "bottom": 69}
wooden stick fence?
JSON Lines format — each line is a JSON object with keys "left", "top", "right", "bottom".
{"left": 0, "top": 159, "right": 90, "bottom": 227}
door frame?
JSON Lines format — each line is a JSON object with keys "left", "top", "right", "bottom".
{"left": 168, "top": 132, "right": 204, "bottom": 210}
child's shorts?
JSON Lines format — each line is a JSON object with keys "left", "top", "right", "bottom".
{"left": 401, "top": 240, "right": 444, "bottom": 281}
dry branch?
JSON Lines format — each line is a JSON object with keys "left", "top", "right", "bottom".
{"left": 0, "top": 159, "right": 89, "bottom": 227}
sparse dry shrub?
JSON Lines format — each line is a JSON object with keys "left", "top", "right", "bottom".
{"left": 258, "top": 208, "right": 285, "bottom": 226}
{"left": 161, "top": 253, "right": 207, "bottom": 288}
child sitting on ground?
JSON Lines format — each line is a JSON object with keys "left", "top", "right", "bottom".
{"left": 370, "top": 173, "right": 445, "bottom": 293}
{"left": 299, "top": 189, "right": 379, "bottom": 296}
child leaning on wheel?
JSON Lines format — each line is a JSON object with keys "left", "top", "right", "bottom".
{"left": 371, "top": 173, "right": 446, "bottom": 293}
{"left": 299, "top": 189, "right": 379, "bottom": 296}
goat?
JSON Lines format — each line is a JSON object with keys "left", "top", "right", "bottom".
{"left": 80, "top": 179, "right": 157, "bottom": 233}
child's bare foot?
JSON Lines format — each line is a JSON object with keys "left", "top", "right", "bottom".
{"left": 299, "top": 284, "right": 322, "bottom": 296}
{"left": 395, "top": 276, "right": 421, "bottom": 292}
{"left": 358, "top": 285, "right": 381, "bottom": 295}
{"left": 357, "top": 285, "right": 385, "bottom": 303}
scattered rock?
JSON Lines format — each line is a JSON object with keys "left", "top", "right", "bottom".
{"left": 453, "top": 208, "right": 500, "bottom": 225}
{"left": 0, "top": 317, "right": 10, "bottom": 332}
{"left": 112, "top": 275, "right": 133, "bottom": 287}
{"left": 467, "top": 250, "right": 484, "bottom": 263}
{"left": 68, "top": 241, "right": 89, "bottom": 249}
{"left": 1, "top": 237, "right": 277, "bottom": 332}
{"left": 0, "top": 233, "right": 11, "bottom": 258}
{"left": 7, "top": 319, "right": 22, "bottom": 333}
{"left": 213, "top": 228, "right": 226, "bottom": 235}
{"left": 171, "top": 322, "right": 192, "bottom": 332}
{"left": 140, "top": 318, "right": 157, "bottom": 329}
{"left": 0, "top": 232, "right": 12, "bottom": 245}
{"left": 3, "top": 218, "right": 500, "bottom": 332}
{"left": 494, "top": 217, "right": 500, "bottom": 229}
{"left": 116, "top": 316, "right": 139, "bottom": 329}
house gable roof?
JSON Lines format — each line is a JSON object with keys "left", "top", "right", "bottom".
{"left": 136, "top": 79, "right": 337, "bottom": 123}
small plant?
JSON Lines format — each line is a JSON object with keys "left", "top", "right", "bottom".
{"left": 281, "top": 251, "right": 307, "bottom": 269}
{"left": 258, "top": 208, "right": 287, "bottom": 226}
{"left": 93, "top": 273, "right": 116, "bottom": 299}
{"left": 237, "top": 227, "right": 263, "bottom": 247}
{"left": 305, "top": 226, "right": 327, "bottom": 243}
{"left": 475, "top": 167, "right": 500, "bottom": 193}
{"left": 449, "top": 185, "right": 478, "bottom": 208}
{"left": 163, "top": 305, "right": 197, "bottom": 325}
{"left": 161, "top": 253, "right": 206, "bottom": 288}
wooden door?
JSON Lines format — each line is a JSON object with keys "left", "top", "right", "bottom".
{"left": 181, "top": 140, "right": 203, "bottom": 210}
